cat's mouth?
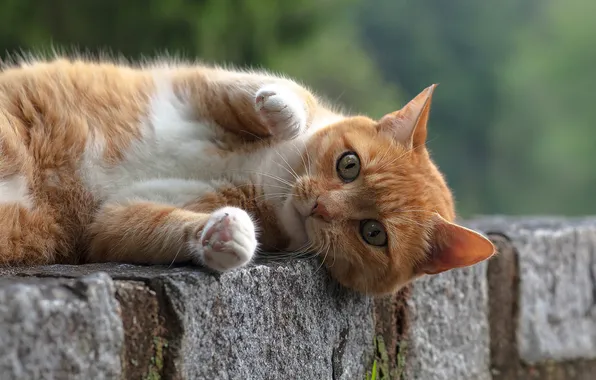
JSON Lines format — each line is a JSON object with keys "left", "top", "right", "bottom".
{"left": 296, "top": 202, "right": 329, "bottom": 235}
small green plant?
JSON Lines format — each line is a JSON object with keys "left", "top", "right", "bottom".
{"left": 366, "top": 335, "right": 408, "bottom": 380}
{"left": 144, "top": 336, "right": 168, "bottom": 380}
{"left": 366, "top": 360, "right": 378, "bottom": 380}
{"left": 395, "top": 340, "right": 407, "bottom": 379}
{"left": 376, "top": 336, "right": 390, "bottom": 376}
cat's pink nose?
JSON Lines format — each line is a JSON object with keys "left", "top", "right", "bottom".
{"left": 311, "top": 200, "right": 332, "bottom": 222}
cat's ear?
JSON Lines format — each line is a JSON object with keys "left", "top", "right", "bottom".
{"left": 421, "top": 213, "right": 496, "bottom": 275}
{"left": 377, "top": 84, "right": 437, "bottom": 149}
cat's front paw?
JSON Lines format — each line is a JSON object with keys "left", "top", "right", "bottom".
{"left": 255, "top": 84, "right": 307, "bottom": 140}
{"left": 192, "top": 207, "right": 257, "bottom": 272}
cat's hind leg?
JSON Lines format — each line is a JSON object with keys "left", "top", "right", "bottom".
{"left": 0, "top": 136, "right": 64, "bottom": 265}
{"left": 0, "top": 203, "right": 62, "bottom": 266}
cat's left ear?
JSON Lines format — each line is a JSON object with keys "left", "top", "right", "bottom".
{"left": 421, "top": 213, "right": 496, "bottom": 275}
{"left": 377, "top": 84, "right": 437, "bottom": 149}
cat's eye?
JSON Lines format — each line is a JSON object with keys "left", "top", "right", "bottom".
{"left": 336, "top": 152, "right": 360, "bottom": 182}
{"left": 360, "top": 220, "right": 388, "bottom": 247}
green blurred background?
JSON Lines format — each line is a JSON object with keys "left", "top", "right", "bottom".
{"left": 1, "top": 0, "right": 592, "bottom": 217}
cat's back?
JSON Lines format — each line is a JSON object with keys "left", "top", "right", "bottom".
{"left": 0, "top": 58, "right": 158, "bottom": 167}
{"left": 0, "top": 57, "right": 153, "bottom": 139}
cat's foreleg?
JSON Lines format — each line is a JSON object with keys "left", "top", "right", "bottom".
{"left": 175, "top": 70, "right": 319, "bottom": 141}
{"left": 252, "top": 83, "right": 314, "bottom": 140}
{"left": 86, "top": 180, "right": 258, "bottom": 271}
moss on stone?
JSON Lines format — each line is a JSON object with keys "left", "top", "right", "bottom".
{"left": 395, "top": 340, "right": 408, "bottom": 379}
{"left": 143, "top": 336, "right": 168, "bottom": 380}
{"left": 366, "top": 335, "right": 408, "bottom": 380}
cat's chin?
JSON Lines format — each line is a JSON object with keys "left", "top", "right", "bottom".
{"left": 303, "top": 217, "right": 327, "bottom": 242}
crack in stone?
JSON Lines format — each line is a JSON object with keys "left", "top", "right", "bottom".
{"left": 587, "top": 231, "right": 596, "bottom": 314}
{"left": 59, "top": 282, "right": 89, "bottom": 301}
{"left": 331, "top": 327, "right": 348, "bottom": 380}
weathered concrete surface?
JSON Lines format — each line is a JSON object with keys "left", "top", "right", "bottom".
{"left": 0, "top": 273, "right": 123, "bottom": 380}
{"left": 469, "top": 217, "right": 596, "bottom": 380}
{"left": 0, "top": 260, "right": 374, "bottom": 380}
{"left": 472, "top": 217, "right": 596, "bottom": 365}
{"left": 403, "top": 262, "right": 491, "bottom": 380}
{"left": 164, "top": 263, "right": 373, "bottom": 379}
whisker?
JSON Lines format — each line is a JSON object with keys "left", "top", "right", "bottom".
{"left": 214, "top": 182, "right": 289, "bottom": 193}
{"left": 235, "top": 170, "right": 294, "bottom": 187}
{"left": 271, "top": 159, "right": 299, "bottom": 181}
{"left": 287, "top": 139, "right": 312, "bottom": 178}
{"left": 168, "top": 240, "right": 184, "bottom": 268}
{"left": 301, "top": 138, "right": 313, "bottom": 177}
{"left": 314, "top": 241, "right": 331, "bottom": 274}
{"left": 394, "top": 215, "right": 427, "bottom": 229}
{"left": 253, "top": 193, "right": 293, "bottom": 201}
{"left": 183, "top": 166, "right": 294, "bottom": 188}
{"left": 396, "top": 208, "right": 437, "bottom": 215}
{"left": 240, "top": 130, "right": 301, "bottom": 181}
{"left": 259, "top": 246, "right": 318, "bottom": 261}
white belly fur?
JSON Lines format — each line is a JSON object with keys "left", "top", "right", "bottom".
{"left": 78, "top": 74, "right": 306, "bottom": 208}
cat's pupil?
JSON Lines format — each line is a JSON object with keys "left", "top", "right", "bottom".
{"left": 346, "top": 163, "right": 355, "bottom": 169}
{"left": 369, "top": 230, "right": 379, "bottom": 237}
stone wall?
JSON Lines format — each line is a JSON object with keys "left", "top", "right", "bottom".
{"left": 0, "top": 217, "right": 594, "bottom": 379}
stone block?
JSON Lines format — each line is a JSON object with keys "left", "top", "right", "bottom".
{"left": 0, "top": 260, "right": 374, "bottom": 379}
{"left": 475, "top": 217, "right": 596, "bottom": 380}
{"left": 159, "top": 261, "right": 374, "bottom": 379}
{"left": 403, "top": 261, "right": 491, "bottom": 380}
{"left": 0, "top": 273, "right": 123, "bottom": 380}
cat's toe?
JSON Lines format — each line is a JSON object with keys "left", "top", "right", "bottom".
{"left": 255, "top": 84, "right": 306, "bottom": 140}
{"left": 193, "top": 207, "right": 257, "bottom": 272}
{"left": 255, "top": 89, "right": 278, "bottom": 111}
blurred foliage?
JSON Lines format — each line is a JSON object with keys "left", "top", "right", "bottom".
{"left": 490, "top": 0, "right": 596, "bottom": 215}
{"left": 0, "top": 0, "right": 593, "bottom": 216}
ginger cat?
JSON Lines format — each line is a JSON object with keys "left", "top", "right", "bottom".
{"left": 0, "top": 57, "right": 494, "bottom": 295}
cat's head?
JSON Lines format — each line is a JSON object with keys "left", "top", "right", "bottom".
{"left": 291, "top": 85, "right": 495, "bottom": 295}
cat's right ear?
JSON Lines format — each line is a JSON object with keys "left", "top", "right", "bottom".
{"left": 420, "top": 213, "right": 496, "bottom": 275}
{"left": 377, "top": 84, "right": 437, "bottom": 149}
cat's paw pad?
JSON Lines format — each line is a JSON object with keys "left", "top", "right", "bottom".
{"left": 255, "top": 84, "right": 307, "bottom": 140}
{"left": 193, "top": 207, "right": 257, "bottom": 272}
